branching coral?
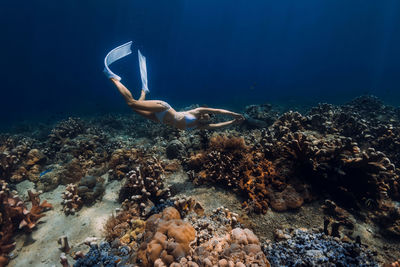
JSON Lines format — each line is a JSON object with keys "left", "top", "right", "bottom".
{"left": 187, "top": 135, "right": 248, "bottom": 187}
{"left": 108, "top": 148, "right": 144, "bottom": 180}
{"left": 47, "top": 117, "right": 85, "bottom": 148}
{"left": 118, "top": 155, "right": 170, "bottom": 217}
{"left": 72, "top": 241, "right": 130, "bottom": 267}
{"left": 259, "top": 125, "right": 399, "bottom": 210}
{"left": 61, "top": 184, "right": 83, "bottom": 215}
{"left": 103, "top": 205, "right": 141, "bottom": 243}
{"left": 187, "top": 135, "right": 306, "bottom": 214}
{"left": 0, "top": 181, "right": 52, "bottom": 265}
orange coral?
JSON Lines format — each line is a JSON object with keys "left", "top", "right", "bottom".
{"left": 187, "top": 135, "right": 305, "bottom": 214}
{"left": 137, "top": 207, "right": 195, "bottom": 266}
{"left": 0, "top": 181, "right": 52, "bottom": 265}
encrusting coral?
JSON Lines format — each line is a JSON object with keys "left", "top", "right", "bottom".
{"left": 0, "top": 180, "right": 52, "bottom": 265}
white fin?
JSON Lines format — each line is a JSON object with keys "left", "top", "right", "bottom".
{"left": 103, "top": 41, "right": 133, "bottom": 81}
{"left": 138, "top": 50, "right": 149, "bottom": 93}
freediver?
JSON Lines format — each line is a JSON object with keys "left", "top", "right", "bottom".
{"left": 103, "top": 41, "right": 245, "bottom": 130}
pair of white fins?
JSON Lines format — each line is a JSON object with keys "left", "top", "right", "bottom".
{"left": 103, "top": 41, "right": 149, "bottom": 93}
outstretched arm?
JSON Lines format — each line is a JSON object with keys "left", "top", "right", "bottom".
{"left": 200, "top": 118, "right": 243, "bottom": 129}
{"left": 195, "top": 107, "right": 242, "bottom": 118}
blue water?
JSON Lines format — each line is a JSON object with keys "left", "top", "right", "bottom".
{"left": 1, "top": 0, "right": 400, "bottom": 128}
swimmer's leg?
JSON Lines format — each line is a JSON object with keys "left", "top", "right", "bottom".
{"left": 132, "top": 109, "right": 154, "bottom": 119}
{"left": 111, "top": 78, "right": 136, "bottom": 105}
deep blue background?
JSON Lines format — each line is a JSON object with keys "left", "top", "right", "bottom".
{"left": 1, "top": 0, "right": 400, "bottom": 128}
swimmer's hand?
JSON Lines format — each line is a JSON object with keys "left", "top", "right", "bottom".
{"left": 233, "top": 114, "right": 245, "bottom": 124}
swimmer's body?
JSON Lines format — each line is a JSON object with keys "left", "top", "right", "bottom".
{"left": 110, "top": 78, "right": 245, "bottom": 130}
{"left": 104, "top": 41, "right": 244, "bottom": 130}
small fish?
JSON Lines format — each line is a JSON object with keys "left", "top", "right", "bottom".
{"left": 39, "top": 169, "right": 52, "bottom": 178}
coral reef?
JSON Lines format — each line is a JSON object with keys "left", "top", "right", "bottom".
{"left": 61, "top": 184, "right": 83, "bottom": 215}
{"left": 166, "top": 139, "right": 187, "bottom": 160}
{"left": 243, "top": 103, "right": 280, "bottom": 129}
{"left": 192, "top": 227, "right": 269, "bottom": 267}
{"left": 77, "top": 175, "right": 105, "bottom": 205}
{"left": 186, "top": 134, "right": 307, "bottom": 214}
{"left": 71, "top": 241, "right": 130, "bottom": 267}
{"left": 103, "top": 206, "right": 141, "bottom": 243}
{"left": 0, "top": 180, "right": 52, "bottom": 265}
{"left": 137, "top": 207, "right": 196, "bottom": 266}
{"left": 2, "top": 95, "right": 400, "bottom": 266}
{"left": 108, "top": 148, "right": 143, "bottom": 180}
{"left": 118, "top": 156, "right": 170, "bottom": 216}
{"left": 0, "top": 136, "right": 46, "bottom": 183}
{"left": 264, "top": 228, "right": 378, "bottom": 266}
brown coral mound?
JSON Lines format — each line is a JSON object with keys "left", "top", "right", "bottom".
{"left": 0, "top": 181, "right": 52, "bottom": 265}
{"left": 61, "top": 184, "right": 83, "bottom": 215}
{"left": 193, "top": 228, "right": 270, "bottom": 267}
{"left": 137, "top": 207, "right": 195, "bottom": 266}
{"left": 187, "top": 135, "right": 306, "bottom": 214}
{"left": 0, "top": 136, "right": 46, "bottom": 183}
{"left": 261, "top": 126, "right": 400, "bottom": 209}
{"left": 118, "top": 155, "right": 170, "bottom": 207}
{"left": 108, "top": 148, "right": 144, "bottom": 180}
{"left": 372, "top": 125, "right": 400, "bottom": 168}
{"left": 104, "top": 206, "right": 140, "bottom": 242}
